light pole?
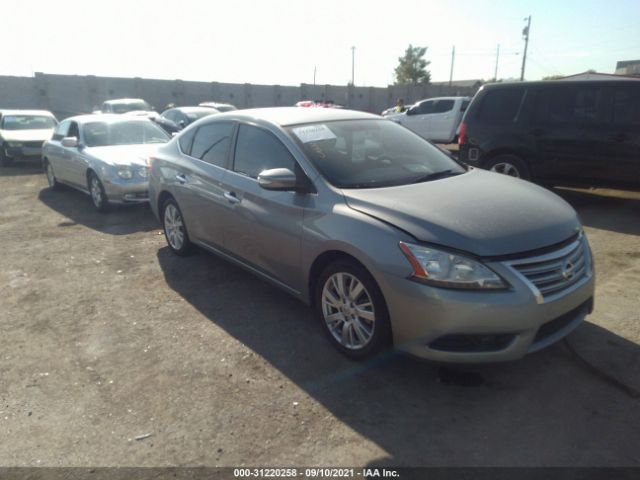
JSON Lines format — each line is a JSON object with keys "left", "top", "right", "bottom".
{"left": 494, "top": 44, "right": 500, "bottom": 81}
{"left": 520, "top": 16, "right": 531, "bottom": 81}
{"left": 351, "top": 46, "right": 356, "bottom": 85}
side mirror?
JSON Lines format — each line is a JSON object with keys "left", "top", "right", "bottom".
{"left": 61, "top": 136, "right": 78, "bottom": 148}
{"left": 406, "top": 107, "right": 416, "bottom": 116}
{"left": 257, "top": 168, "right": 300, "bottom": 191}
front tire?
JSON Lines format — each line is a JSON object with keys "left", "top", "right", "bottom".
{"left": 88, "top": 172, "right": 109, "bottom": 212}
{"left": 44, "top": 160, "right": 60, "bottom": 190}
{"left": 161, "top": 197, "right": 193, "bottom": 256}
{"left": 484, "top": 154, "right": 531, "bottom": 180}
{"left": 315, "top": 260, "right": 391, "bottom": 359}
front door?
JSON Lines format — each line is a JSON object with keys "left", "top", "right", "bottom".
{"left": 220, "top": 124, "right": 305, "bottom": 291}
{"left": 402, "top": 100, "right": 435, "bottom": 139}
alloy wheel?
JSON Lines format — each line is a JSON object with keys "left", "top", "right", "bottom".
{"left": 490, "top": 162, "right": 521, "bottom": 177}
{"left": 164, "top": 203, "right": 185, "bottom": 251}
{"left": 321, "top": 272, "right": 375, "bottom": 350}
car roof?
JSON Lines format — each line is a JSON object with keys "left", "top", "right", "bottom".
{"left": 62, "top": 114, "right": 155, "bottom": 125}
{"left": 415, "top": 96, "right": 470, "bottom": 102}
{"left": 212, "top": 107, "right": 380, "bottom": 127}
{"left": 174, "top": 106, "right": 217, "bottom": 114}
{"left": 102, "top": 98, "right": 148, "bottom": 105}
{"left": 481, "top": 79, "right": 640, "bottom": 90}
{"left": 0, "top": 109, "right": 56, "bottom": 117}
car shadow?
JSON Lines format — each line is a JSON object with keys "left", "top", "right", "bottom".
{"left": 157, "top": 246, "right": 640, "bottom": 466}
{"left": 553, "top": 187, "right": 640, "bottom": 236}
{"left": 38, "top": 187, "right": 158, "bottom": 236}
{"left": 0, "top": 160, "right": 44, "bottom": 177}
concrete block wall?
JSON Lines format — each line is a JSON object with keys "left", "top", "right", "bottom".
{"left": 0, "top": 73, "right": 479, "bottom": 120}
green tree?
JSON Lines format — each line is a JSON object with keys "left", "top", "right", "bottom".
{"left": 394, "top": 45, "right": 431, "bottom": 85}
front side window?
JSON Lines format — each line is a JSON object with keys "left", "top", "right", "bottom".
{"left": 415, "top": 100, "right": 435, "bottom": 115}
{"left": 288, "top": 119, "right": 464, "bottom": 189}
{"left": 190, "top": 122, "right": 234, "bottom": 167}
{"left": 52, "top": 120, "right": 70, "bottom": 140}
{"left": 433, "top": 99, "right": 455, "bottom": 113}
{"left": 477, "top": 88, "right": 524, "bottom": 124}
{"left": 233, "top": 125, "right": 296, "bottom": 178}
{"left": 1, "top": 115, "right": 57, "bottom": 130}
{"left": 83, "top": 121, "right": 169, "bottom": 147}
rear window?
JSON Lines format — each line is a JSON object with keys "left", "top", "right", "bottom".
{"left": 477, "top": 88, "right": 524, "bottom": 124}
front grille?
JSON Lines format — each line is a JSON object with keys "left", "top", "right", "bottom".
{"left": 506, "top": 235, "right": 590, "bottom": 302}
{"left": 429, "top": 334, "right": 515, "bottom": 353}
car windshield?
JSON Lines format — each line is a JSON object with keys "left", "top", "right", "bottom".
{"left": 287, "top": 119, "right": 464, "bottom": 188}
{"left": 83, "top": 121, "right": 170, "bottom": 147}
{"left": 110, "top": 102, "right": 151, "bottom": 113}
{"left": 1, "top": 115, "right": 56, "bottom": 130}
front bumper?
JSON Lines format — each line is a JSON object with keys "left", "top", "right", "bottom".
{"left": 4, "top": 145, "right": 44, "bottom": 159}
{"left": 378, "top": 248, "right": 595, "bottom": 363}
{"left": 103, "top": 177, "right": 149, "bottom": 204}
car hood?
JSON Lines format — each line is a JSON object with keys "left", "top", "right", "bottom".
{"left": 342, "top": 169, "right": 581, "bottom": 257}
{"left": 84, "top": 144, "right": 164, "bottom": 166}
{"left": 0, "top": 129, "right": 54, "bottom": 142}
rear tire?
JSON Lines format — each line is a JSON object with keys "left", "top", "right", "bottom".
{"left": 484, "top": 154, "right": 531, "bottom": 180}
{"left": 315, "top": 259, "right": 392, "bottom": 360}
{"left": 161, "top": 197, "right": 193, "bottom": 256}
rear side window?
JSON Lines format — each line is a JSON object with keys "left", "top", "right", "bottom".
{"left": 535, "top": 86, "right": 603, "bottom": 124}
{"left": 611, "top": 87, "right": 640, "bottom": 126}
{"left": 190, "top": 122, "right": 234, "bottom": 167}
{"left": 477, "top": 88, "right": 524, "bottom": 124}
{"left": 178, "top": 128, "right": 196, "bottom": 154}
{"left": 433, "top": 99, "right": 454, "bottom": 113}
{"left": 233, "top": 125, "right": 295, "bottom": 178}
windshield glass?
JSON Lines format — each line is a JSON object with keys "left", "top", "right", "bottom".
{"left": 83, "top": 121, "right": 170, "bottom": 147}
{"left": 1, "top": 115, "right": 57, "bottom": 130}
{"left": 110, "top": 102, "right": 151, "bottom": 113}
{"left": 287, "top": 119, "right": 464, "bottom": 188}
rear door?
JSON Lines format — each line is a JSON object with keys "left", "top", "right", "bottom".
{"left": 220, "top": 124, "right": 305, "bottom": 290}
{"left": 171, "top": 121, "right": 235, "bottom": 247}
{"left": 532, "top": 85, "right": 606, "bottom": 185}
{"left": 430, "top": 99, "right": 456, "bottom": 142}
{"left": 600, "top": 85, "right": 640, "bottom": 188}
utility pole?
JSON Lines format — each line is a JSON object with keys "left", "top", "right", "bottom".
{"left": 449, "top": 45, "right": 455, "bottom": 87}
{"left": 494, "top": 44, "right": 500, "bottom": 81}
{"left": 313, "top": 66, "right": 317, "bottom": 86}
{"left": 520, "top": 15, "right": 531, "bottom": 81}
{"left": 351, "top": 46, "right": 356, "bottom": 85}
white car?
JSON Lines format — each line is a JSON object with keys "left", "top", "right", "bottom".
{"left": 390, "top": 96, "right": 470, "bottom": 143}
{"left": 0, "top": 110, "right": 57, "bottom": 167}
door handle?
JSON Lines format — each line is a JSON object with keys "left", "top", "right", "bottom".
{"left": 224, "top": 191, "right": 240, "bottom": 204}
{"left": 175, "top": 174, "right": 187, "bottom": 184}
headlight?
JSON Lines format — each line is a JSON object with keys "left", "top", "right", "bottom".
{"left": 137, "top": 166, "right": 149, "bottom": 178}
{"left": 7, "top": 141, "right": 23, "bottom": 148}
{"left": 399, "top": 241, "right": 508, "bottom": 289}
{"left": 116, "top": 167, "right": 133, "bottom": 179}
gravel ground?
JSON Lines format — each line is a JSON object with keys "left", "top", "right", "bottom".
{"left": 1, "top": 162, "right": 639, "bottom": 468}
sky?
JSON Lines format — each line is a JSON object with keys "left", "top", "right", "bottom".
{"left": 3, "top": 0, "right": 640, "bottom": 86}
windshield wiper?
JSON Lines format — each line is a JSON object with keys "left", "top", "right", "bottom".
{"left": 410, "top": 169, "right": 463, "bottom": 184}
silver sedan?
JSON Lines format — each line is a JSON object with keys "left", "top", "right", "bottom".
{"left": 42, "top": 115, "right": 169, "bottom": 211}
{"left": 149, "top": 108, "right": 595, "bottom": 363}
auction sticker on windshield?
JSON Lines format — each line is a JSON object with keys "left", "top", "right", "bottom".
{"left": 292, "top": 124, "right": 336, "bottom": 143}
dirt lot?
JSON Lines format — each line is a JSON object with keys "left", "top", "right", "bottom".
{"left": 1, "top": 161, "right": 639, "bottom": 468}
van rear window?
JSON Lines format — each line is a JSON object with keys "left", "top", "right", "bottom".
{"left": 477, "top": 88, "right": 524, "bottom": 124}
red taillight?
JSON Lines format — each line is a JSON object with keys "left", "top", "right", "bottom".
{"left": 458, "top": 122, "right": 467, "bottom": 145}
